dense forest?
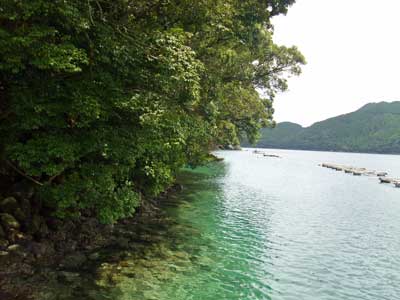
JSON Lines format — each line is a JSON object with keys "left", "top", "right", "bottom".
{"left": 0, "top": 1, "right": 304, "bottom": 223}
{"left": 246, "top": 101, "right": 400, "bottom": 153}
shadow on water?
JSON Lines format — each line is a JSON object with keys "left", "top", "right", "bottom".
{"left": 33, "top": 161, "right": 238, "bottom": 300}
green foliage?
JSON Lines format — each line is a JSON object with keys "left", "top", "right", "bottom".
{"left": 0, "top": 0, "right": 303, "bottom": 223}
{"left": 247, "top": 102, "right": 400, "bottom": 154}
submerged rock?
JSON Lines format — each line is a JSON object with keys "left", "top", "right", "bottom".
{"left": 30, "top": 241, "right": 55, "bottom": 259}
{"left": 88, "top": 252, "right": 101, "bottom": 261}
{"left": 115, "top": 237, "right": 130, "bottom": 249}
{"left": 61, "top": 252, "right": 87, "bottom": 270}
{"left": 58, "top": 271, "right": 80, "bottom": 283}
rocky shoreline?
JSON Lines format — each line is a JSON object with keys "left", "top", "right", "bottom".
{"left": 0, "top": 181, "right": 183, "bottom": 299}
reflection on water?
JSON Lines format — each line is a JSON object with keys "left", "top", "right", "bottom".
{"left": 36, "top": 150, "right": 400, "bottom": 300}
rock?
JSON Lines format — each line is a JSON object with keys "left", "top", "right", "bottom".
{"left": 0, "top": 224, "right": 5, "bottom": 237}
{"left": 88, "top": 252, "right": 101, "bottom": 261}
{"left": 38, "top": 221, "right": 49, "bottom": 238}
{"left": 30, "top": 214, "right": 41, "bottom": 232}
{"left": 7, "top": 244, "right": 22, "bottom": 252}
{"left": 29, "top": 214, "right": 48, "bottom": 237}
{"left": 30, "top": 241, "right": 55, "bottom": 259}
{"left": 7, "top": 229, "right": 32, "bottom": 244}
{"left": 20, "top": 198, "right": 32, "bottom": 217}
{"left": 19, "top": 263, "right": 35, "bottom": 276}
{"left": 115, "top": 237, "right": 130, "bottom": 249}
{"left": 0, "top": 197, "right": 19, "bottom": 214}
{"left": 13, "top": 208, "right": 26, "bottom": 223}
{"left": 61, "top": 252, "right": 87, "bottom": 270}
{"left": 59, "top": 240, "right": 77, "bottom": 253}
{"left": 46, "top": 217, "right": 62, "bottom": 231}
{"left": 58, "top": 271, "right": 80, "bottom": 283}
{"left": 0, "top": 213, "right": 20, "bottom": 231}
{"left": 10, "top": 182, "right": 35, "bottom": 200}
{"left": 0, "top": 250, "right": 10, "bottom": 265}
{"left": 0, "top": 239, "right": 9, "bottom": 250}
{"left": 6, "top": 244, "right": 29, "bottom": 258}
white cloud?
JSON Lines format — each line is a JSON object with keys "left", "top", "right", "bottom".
{"left": 271, "top": 0, "right": 400, "bottom": 126}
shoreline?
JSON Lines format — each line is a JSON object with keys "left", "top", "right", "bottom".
{"left": 0, "top": 183, "right": 183, "bottom": 299}
{"left": 244, "top": 146, "right": 400, "bottom": 156}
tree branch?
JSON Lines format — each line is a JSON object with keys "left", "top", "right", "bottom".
{"left": 5, "top": 160, "right": 44, "bottom": 186}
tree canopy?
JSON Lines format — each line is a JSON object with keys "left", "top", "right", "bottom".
{"left": 0, "top": 0, "right": 304, "bottom": 223}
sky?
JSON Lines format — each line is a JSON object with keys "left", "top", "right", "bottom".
{"left": 271, "top": 0, "right": 400, "bottom": 127}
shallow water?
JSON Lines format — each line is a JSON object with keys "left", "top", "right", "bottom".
{"left": 38, "top": 149, "right": 400, "bottom": 299}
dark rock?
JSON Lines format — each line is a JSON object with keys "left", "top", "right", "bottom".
{"left": 0, "top": 197, "right": 19, "bottom": 214}
{"left": 7, "top": 244, "right": 28, "bottom": 258}
{"left": 7, "top": 229, "right": 32, "bottom": 245}
{"left": 0, "top": 239, "right": 9, "bottom": 250}
{"left": 88, "top": 252, "right": 100, "bottom": 260}
{"left": 59, "top": 239, "right": 78, "bottom": 253}
{"left": 20, "top": 198, "right": 32, "bottom": 217}
{"left": 0, "top": 213, "right": 20, "bottom": 231}
{"left": 10, "top": 182, "right": 35, "bottom": 200}
{"left": 30, "top": 241, "right": 55, "bottom": 259}
{"left": 38, "top": 221, "right": 49, "bottom": 238}
{"left": 0, "top": 250, "right": 10, "bottom": 265}
{"left": 28, "top": 214, "right": 48, "bottom": 237}
{"left": 59, "top": 220, "right": 76, "bottom": 233}
{"left": 40, "top": 268, "right": 59, "bottom": 282}
{"left": 19, "top": 263, "right": 35, "bottom": 276}
{"left": 30, "top": 214, "right": 41, "bottom": 233}
{"left": 13, "top": 208, "right": 26, "bottom": 223}
{"left": 115, "top": 237, "right": 130, "bottom": 249}
{"left": 61, "top": 252, "right": 87, "bottom": 270}
{"left": 46, "top": 217, "right": 63, "bottom": 231}
{"left": 82, "top": 217, "right": 99, "bottom": 231}
{"left": 58, "top": 271, "right": 80, "bottom": 283}
{"left": 0, "top": 224, "right": 5, "bottom": 237}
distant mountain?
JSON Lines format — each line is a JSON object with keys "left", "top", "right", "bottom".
{"left": 246, "top": 101, "right": 400, "bottom": 154}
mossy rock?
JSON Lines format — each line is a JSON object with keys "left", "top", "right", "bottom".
{"left": 0, "top": 213, "right": 20, "bottom": 231}
{"left": 14, "top": 208, "right": 27, "bottom": 223}
{"left": 0, "top": 197, "right": 19, "bottom": 214}
{"left": 61, "top": 253, "right": 87, "bottom": 270}
{"left": 0, "top": 239, "right": 9, "bottom": 250}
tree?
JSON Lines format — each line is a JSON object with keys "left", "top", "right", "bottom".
{"left": 0, "top": 0, "right": 304, "bottom": 223}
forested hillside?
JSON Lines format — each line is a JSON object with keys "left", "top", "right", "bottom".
{"left": 0, "top": 0, "right": 304, "bottom": 223}
{"left": 248, "top": 102, "right": 400, "bottom": 153}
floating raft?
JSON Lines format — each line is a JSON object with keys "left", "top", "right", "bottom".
{"left": 320, "top": 163, "right": 398, "bottom": 188}
{"left": 252, "top": 150, "right": 281, "bottom": 158}
{"left": 263, "top": 154, "right": 281, "bottom": 158}
{"left": 379, "top": 177, "right": 397, "bottom": 184}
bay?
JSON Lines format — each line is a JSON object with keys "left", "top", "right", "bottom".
{"left": 39, "top": 149, "right": 400, "bottom": 300}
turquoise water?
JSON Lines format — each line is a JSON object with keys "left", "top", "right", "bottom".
{"left": 38, "top": 149, "right": 400, "bottom": 299}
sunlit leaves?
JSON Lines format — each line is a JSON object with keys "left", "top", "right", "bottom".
{"left": 0, "top": 0, "right": 302, "bottom": 223}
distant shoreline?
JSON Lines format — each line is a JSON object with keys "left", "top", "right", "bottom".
{"left": 243, "top": 146, "right": 400, "bottom": 156}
